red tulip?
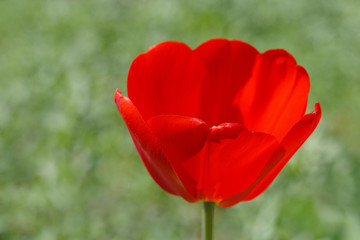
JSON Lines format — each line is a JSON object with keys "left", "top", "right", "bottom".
{"left": 114, "top": 39, "right": 321, "bottom": 207}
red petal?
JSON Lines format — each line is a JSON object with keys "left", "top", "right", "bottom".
{"left": 234, "top": 50, "right": 310, "bottom": 141}
{"left": 127, "top": 41, "right": 208, "bottom": 121}
{"left": 114, "top": 91, "right": 195, "bottom": 202}
{"left": 147, "top": 115, "right": 210, "bottom": 199}
{"left": 219, "top": 103, "right": 321, "bottom": 207}
{"left": 193, "top": 39, "right": 259, "bottom": 126}
{"left": 127, "top": 39, "right": 260, "bottom": 126}
{"left": 205, "top": 125, "right": 279, "bottom": 201}
{"left": 147, "top": 118, "right": 279, "bottom": 202}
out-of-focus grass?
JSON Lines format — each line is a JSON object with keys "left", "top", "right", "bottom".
{"left": 0, "top": 0, "right": 359, "bottom": 239}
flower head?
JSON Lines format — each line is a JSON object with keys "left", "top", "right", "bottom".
{"left": 114, "top": 39, "right": 321, "bottom": 207}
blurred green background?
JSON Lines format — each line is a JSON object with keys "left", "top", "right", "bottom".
{"left": 0, "top": 0, "right": 359, "bottom": 239}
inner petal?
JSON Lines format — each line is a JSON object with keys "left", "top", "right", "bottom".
{"left": 127, "top": 39, "right": 259, "bottom": 126}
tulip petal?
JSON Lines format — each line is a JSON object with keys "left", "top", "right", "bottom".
{"left": 148, "top": 118, "right": 279, "bottom": 202}
{"left": 205, "top": 125, "right": 279, "bottom": 201}
{"left": 114, "top": 90, "right": 195, "bottom": 202}
{"left": 235, "top": 50, "right": 310, "bottom": 141}
{"left": 219, "top": 103, "right": 321, "bottom": 207}
{"left": 147, "top": 115, "right": 210, "bottom": 199}
{"left": 127, "top": 41, "right": 209, "bottom": 121}
{"left": 127, "top": 39, "right": 261, "bottom": 126}
{"left": 193, "top": 39, "right": 259, "bottom": 126}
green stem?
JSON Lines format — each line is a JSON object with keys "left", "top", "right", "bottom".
{"left": 202, "top": 201, "right": 215, "bottom": 240}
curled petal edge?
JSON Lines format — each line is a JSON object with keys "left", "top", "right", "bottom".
{"left": 114, "top": 89, "right": 196, "bottom": 202}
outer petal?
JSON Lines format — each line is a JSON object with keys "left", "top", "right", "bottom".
{"left": 193, "top": 39, "right": 259, "bottom": 126}
{"left": 147, "top": 119, "right": 279, "bottom": 202}
{"left": 114, "top": 90, "right": 195, "bottom": 202}
{"left": 234, "top": 50, "right": 310, "bottom": 141}
{"left": 205, "top": 124, "right": 279, "bottom": 202}
{"left": 127, "top": 41, "right": 209, "bottom": 121}
{"left": 147, "top": 115, "right": 209, "bottom": 199}
{"left": 219, "top": 103, "right": 321, "bottom": 207}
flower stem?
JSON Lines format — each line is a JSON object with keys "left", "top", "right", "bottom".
{"left": 202, "top": 201, "right": 215, "bottom": 240}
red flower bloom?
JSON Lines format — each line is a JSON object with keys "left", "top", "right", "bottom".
{"left": 114, "top": 39, "right": 321, "bottom": 207}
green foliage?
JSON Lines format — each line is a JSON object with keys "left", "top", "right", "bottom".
{"left": 0, "top": 0, "right": 359, "bottom": 239}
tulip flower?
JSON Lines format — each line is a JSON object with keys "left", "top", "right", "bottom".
{"left": 114, "top": 38, "right": 321, "bottom": 239}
